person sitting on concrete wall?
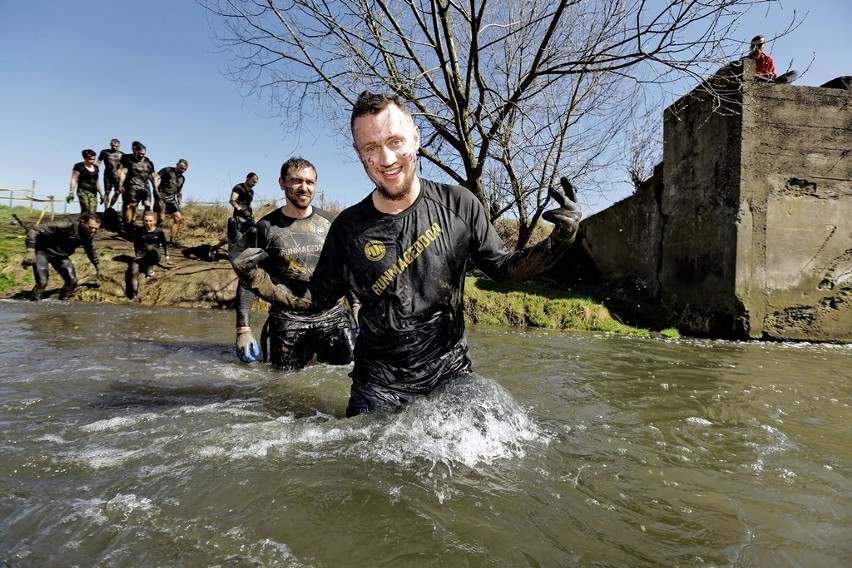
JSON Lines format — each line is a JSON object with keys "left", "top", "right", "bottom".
{"left": 747, "top": 35, "right": 798, "bottom": 84}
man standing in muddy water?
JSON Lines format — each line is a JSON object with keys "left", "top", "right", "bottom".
{"left": 233, "top": 91, "right": 581, "bottom": 416}
{"left": 232, "top": 158, "right": 357, "bottom": 370}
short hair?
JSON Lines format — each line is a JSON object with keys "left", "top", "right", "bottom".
{"left": 280, "top": 157, "right": 317, "bottom": 180}
{"left": 131, "top": 141, "right": 145, "bottom": 151}
{"left": 246, "top": 172, "right": 258, "bottom": 181}
{"left": 142, "top": 210, "right": 156, "bottom": 219}
{"left": 751, "top": 35, "right": 765, "bottom": 45}
{"left": 111, "top": 138, "right": 120, "bottom": 144}
{"left": 82, "top": 149, "right": 96, "bottom": 159}
{"left": 350, "top": 91, "right": 413, "bottom": 133}
{"left": 177, "top": 159, "right": 188, "bottom": 168}
{"left": 79, "top": 212, "right": 101, "bottom": 225}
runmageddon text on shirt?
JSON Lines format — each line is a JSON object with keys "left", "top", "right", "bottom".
{"left": 371, "top": 223, "right": 443, "bottom": 295}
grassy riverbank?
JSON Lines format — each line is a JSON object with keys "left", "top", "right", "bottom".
{"left": 0, "top": 204, "right": 676, "bottom": 337}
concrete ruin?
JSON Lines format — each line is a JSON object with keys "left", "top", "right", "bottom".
{"left": 578, "top": 59, "right": 852, "bottom": 341}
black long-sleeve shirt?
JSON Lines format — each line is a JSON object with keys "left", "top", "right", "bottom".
{"left": 133, "top": 226, "right": 169, "bottom": 258}
{"left": 309, "top": 179, "right": 569, "bottom": 395}
{"left": 25, "top": 217, "right": 99, "bottom": 269}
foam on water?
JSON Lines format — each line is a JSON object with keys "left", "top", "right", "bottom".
{"left": 71, "top": 371, "right": 547, "bottom": 479}
{"left": 366, "top": 373, "right": 545, "bottom": 469}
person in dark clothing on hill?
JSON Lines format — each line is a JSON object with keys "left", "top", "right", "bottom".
{"left": 67, "top": 149, "right": 104, "bottom": 214}
{"left": 229, "top": 172, "right": 258, "bottom": 240}
{"left": 118, "top": 141, "right": 159, "bottom": 235}
{"left": 98, "top": 138, "right": 124, "bottom": 210}
{"left": 128, "top": 211, "right": 169, "bottom": 300}
{"left": 21, "top": 212, "right": 101, "bottom": 301}
{"left": 155, "top": 159, "right": 188, "bottom": 246}
{"left": 232, "top": 92, "right": 581, "bottom": 416}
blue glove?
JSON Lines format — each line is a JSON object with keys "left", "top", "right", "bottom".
{"left": 235, "top": 328, "right": 261, "bottom": 363}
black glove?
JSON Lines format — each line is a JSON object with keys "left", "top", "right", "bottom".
{"left": 237, "top": 208, "right": 254, "bottom": 222}
{"left": 542, "top": 177, "right": 582, "bottom": 245}
{"left": 231, "top": 247, "right": 268, "bottom": 274}
{"left": 22, "top": 249, "right": 36, "bottom": 268}
{"left": 230, "top": 248, "right": 312, "bottom": 311}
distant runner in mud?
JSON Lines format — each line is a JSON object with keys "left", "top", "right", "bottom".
{"left": 232, "top": 158, "right": 357, "bottom": 370}
{"left": 155, "top": 159, "right": 188, "bottom": 247}
{"left": 21, "top": 212, "right": 102, "bottom": 301}
{"left": 233, "top": 92, "right": 582, "bottom": 416}
{"left": 118, "top": 141, "right": 158, "bottom": 236}
{"left": 214, "top": 172, "right": 258, "bottom": 259}
{"left": 98, "top": 138, "right": 123, "bottom": 210}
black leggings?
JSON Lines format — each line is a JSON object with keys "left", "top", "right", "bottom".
{"left": 33, "top": 252, "right": 75, "bottom": 290}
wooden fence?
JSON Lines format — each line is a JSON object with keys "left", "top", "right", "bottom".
{"left": 0, "top": 183, "right": 67, "bottom": 223}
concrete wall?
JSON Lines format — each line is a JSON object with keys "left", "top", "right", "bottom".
{"left": 739, "top": 66, "right": 852, "bottom": 340}
{"left": 577, "top": 60, "right": 852, "bottom": 341}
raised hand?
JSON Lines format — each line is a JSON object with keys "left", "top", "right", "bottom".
{"left": 542, "top": 177, "right": 582, "bottom": 245}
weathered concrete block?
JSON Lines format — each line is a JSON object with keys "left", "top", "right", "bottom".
{"left": 580, "top": 59, "right": 852, "bottom": 341}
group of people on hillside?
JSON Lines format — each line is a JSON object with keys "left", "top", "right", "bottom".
{"left": 47, "top": 137, "right": 185, "bottom": 300}
{"left": 22, "top": 92, "right": 582, "bottom": 417}
{"left": 68, "top": 139, "right": 188, "bottom": 245}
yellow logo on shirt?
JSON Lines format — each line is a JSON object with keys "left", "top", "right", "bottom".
{"left": 364, "top": 240, "right": 386, "bottom": 261}
{"left": 370, "top": 223, "right": 443, "bottom": 295}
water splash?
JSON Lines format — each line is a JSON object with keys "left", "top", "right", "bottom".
{"left": 363, "top": 373, "right": 546, "bottom": 469}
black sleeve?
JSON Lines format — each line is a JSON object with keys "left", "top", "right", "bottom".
{"left": 467, "top": 192, "right": 567, "bottom": 284}
{"left": 308, "top": 222, "right": 350, "bottom": 311}
{"left": 84, "top": 238, "right": 99, "bottom": 269}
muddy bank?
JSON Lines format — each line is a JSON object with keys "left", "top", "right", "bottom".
{"left": 7, "top": 223, "right": 242, "bottom": 309}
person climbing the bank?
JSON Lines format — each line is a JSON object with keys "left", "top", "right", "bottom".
{"left": 67, "top": 149, "right": 104, "bottom": 214}
{"left": 232, "top": 91, "right": 581, "bottom": 416}
{"left": 128, "top": 211, "right": 169, "bottom": 300}
{"left": 747, "top": 34, "right": 798, "bottom": 83}
{"left": 21, "top": 212, "right": 102, "bottom": 301}
{"left": 228, "top": 172, "right": 258, "bottom": 237}
{"left": 213, "top": 172, "right": 260, "bottom": 255}
{"left": 231, "top": 158, "right": 357, "bottom": 369}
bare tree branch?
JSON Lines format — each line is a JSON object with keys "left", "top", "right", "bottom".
{"left": 200, "top": 0, "right": 801, "bottom": 248}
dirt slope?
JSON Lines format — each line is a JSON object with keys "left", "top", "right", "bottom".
{"left": 7, "top": 220, "right": 242, "bottom": 309}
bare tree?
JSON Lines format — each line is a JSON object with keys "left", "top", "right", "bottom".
{"left": 202, "top": 0, "right": 798, "bottom": 248}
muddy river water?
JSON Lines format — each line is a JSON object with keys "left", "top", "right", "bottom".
{"left": 1, "top": 300, "right": 849, "bottom": 566}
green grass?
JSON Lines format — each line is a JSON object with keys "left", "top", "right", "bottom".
{"left": 465, "top": 276, "right": 678, "bottom": 337}
{"left": 0, "top": 206, "right": 41, "bottom": 293}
